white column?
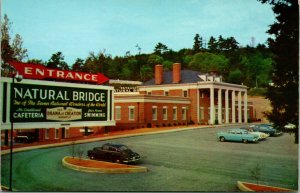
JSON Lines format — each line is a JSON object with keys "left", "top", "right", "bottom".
{"left": 225, "top": 89, "right": 229, "bottom": 123}
{"left": 244, "top": 91, "right": 248, "bottom": 123}
{"left": 197, "top": 89, "right": 200, "bottom": 123}
{"left": 210, "top": 87, "right": 215, "bottom": 125}
{"left": 218, "top": 89, "right": 222, "bottom": 124}
{"left": 238, "top": 91, "right": 242, "bottom": 123}
{"left": 107, "top": 90, "right": 111, "bottom": 121}
{"left": 231, "top": 90, "right": 236, "bottom": 123}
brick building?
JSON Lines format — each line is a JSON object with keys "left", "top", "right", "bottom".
{"left": 113, "top": 63, "right": 253, "bottom": 130}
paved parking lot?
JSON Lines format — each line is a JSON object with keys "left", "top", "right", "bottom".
{"left": 1, "top": 125, "right": 298, "bottom": 191}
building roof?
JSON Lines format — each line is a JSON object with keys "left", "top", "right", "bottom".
{"left": 143, "top": 70, "right": 204, "bottom": 86}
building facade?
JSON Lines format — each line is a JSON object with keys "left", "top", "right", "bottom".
{"left": 113, "top": 63, "right": 253, "bottom": 130}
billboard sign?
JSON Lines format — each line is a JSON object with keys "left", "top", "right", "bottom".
{"left": 1, "top": 78, "right": 115, "bottom": 129}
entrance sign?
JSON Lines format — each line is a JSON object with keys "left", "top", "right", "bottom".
{"left": 0, "top": 78, "right": 115, "bottom": 129}
{"left": 9, "top": 61, "right": 109, "bottom": 84}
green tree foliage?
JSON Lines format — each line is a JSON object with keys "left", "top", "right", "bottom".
{"left": 147, "top": 54, "right": 164, "bottom": 67}
{"left": 140, "top": 65, "right": 153, "bottom": 81}
{"left": 207, "top": 36, "right": 218, "bottom": 52}
{"left": 259, "top": 0, "right": 299, "bottom": 143}
{"left": 188, "top": 52, "right": 229, "bottom": 74}
{"left": 71, "top": 58, "right": 85, "bottom": 72}
{"left": 154, "top": 42, "right": 169, "bottom": 55}
{"left": 47, "top": 52, "right": 69, "bottom": 70}
{"left": 193, "top": 34, "right": 202, "bottom": 53}
{"left": 228, "top": 69, "right": 243, "bottom": 84}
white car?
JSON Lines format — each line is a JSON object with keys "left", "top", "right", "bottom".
{"left": 284, "top": 123, "right": 296, "bottom": 130}
{"left": 250, "top": 131, "right": 269, "bottom": 140}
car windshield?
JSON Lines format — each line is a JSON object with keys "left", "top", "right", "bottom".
{"left": 119, "top": 145, "right": 129, "bottom": 151}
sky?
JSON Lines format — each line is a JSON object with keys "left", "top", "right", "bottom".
{"left": 2, "top": 0, "right": 275, "bottom": 65}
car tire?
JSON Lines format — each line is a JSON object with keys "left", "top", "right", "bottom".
{"left": 242, "top": 139, "right": 248, "bottom": 143}
{"left": 220, "top": 137, "right": 225, "bottom": 142}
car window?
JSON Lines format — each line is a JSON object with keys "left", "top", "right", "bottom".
{"left": 102, "top": 145, "right": 109, "bottom": 150}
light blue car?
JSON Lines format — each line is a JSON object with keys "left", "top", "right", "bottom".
{"left": 217, "top": 128, "right": 259, "bottom": 143}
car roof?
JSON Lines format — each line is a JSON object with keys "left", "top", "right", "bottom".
{"left": 102, "top": 143, "right": 126, "bottom": 148}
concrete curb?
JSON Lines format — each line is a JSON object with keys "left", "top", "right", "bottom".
{"left": 236, "top": 181, "right": 295, "bottom": 192}
{"left": 62, "top": 156, "right": 148, "bottom": 174}
{"left": 1, "top": 123, "right": 243, "bottom": 155}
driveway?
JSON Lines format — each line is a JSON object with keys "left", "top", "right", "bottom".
{"left": 1, "top": 126, "right": 298, "bottom": 191}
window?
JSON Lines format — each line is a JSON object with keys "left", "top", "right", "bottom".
{"left": 147, "top": 91, "right": 151, "bottom": 95}
{"left": 128, "top": 106, "right": 135, "bottom": 120}
{"left": 45, "top": 129, "right": 49, "bottom": 139}
{"left": 182, "top": 107, "right": 187, "bottom": 120}
{"left": 152, "top": 106, "right": 157, "bottom": 120}
{"left": 183, "top": 90, "right": 188, "bottom": 97}
{"left": 173, "top": 107, "right": 177, "bottom": 120}
{"left": 55, "top": 128, "right": 59, "bottom": 139}
{"left": 199, "top": 107, "right": 204, "bottom": 120}
{"left": 165, "top": 91, "right": 169, "bottom": 96}
{"left": 163, "top": 107, "right": 168, "bottom": 120}
{"left": 115, "top": 106, "right": 121, "bottom": 120}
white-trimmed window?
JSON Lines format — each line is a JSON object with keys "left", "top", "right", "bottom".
{"left": 152, "top": 106, "right": 157, "bottom": 120}
{"left": 165, "top": 91, "right": 169, "bottom": 96}
{"left": 115, "top": 106, "right": 121, "bottom": 120}
{"left": 173, "top": 107, "right": 177, "bottom": 120}
{"left": 163, "top": 106, "right": 168, "bottom": 120}
{"left": 55, "top": 128, "right": 59, "bottom": 139}
{"left": 45, "top": 128, "right": 49, "bottom": 139}
{"left": 182, "top": 107, "right": 187, "bottom": 120}
{"left": 128, "top": 106, "right": 135, "bottom": 121}
{"left": 183, "top": 90, "right": 188, "bottom": 97}
{"left": 147, "top": 91, "right": 151, "bottom": 95}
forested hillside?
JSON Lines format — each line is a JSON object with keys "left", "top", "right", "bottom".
{"left": 2, "top": 13, "right": 273, "bottom": 88}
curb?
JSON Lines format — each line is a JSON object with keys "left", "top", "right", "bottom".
{"left": 62, "top": 156, "right": 148, "bottom": 174}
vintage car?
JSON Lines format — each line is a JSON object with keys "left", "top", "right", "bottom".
{"left": 251, "top": 124, "right": 282, "bottom": 136}
{"left": 87, "top": 143, "right": 141, "bottom": 164}
{"left": 284, "top": 123, "right": 296, "bottom": 130}
{"left": 217, "top": 128, "right": 259, "bottom": 143}
{"left": 241, "top": 127, "right": 269, "bottom": 140}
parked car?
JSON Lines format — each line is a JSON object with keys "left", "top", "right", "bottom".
{"left": 87, "top": 143, "right": 141, "bottom": 164}
{"left": 241, "top": 127, "right": 269, "bottom": 140}
{"left": 251, "top": 124, "right": 282, "bottom": 136}
{"left": 217, "top": 128, "right": 259, "bottom": 143}
{"left": 14, "top": 132, "right": 38, "bottom": 143}
{"left": 284, "top": 123, "right": 296, "bottom": 130}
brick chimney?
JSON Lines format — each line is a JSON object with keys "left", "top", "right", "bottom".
{"left": 155, "top": 64, "right": 163, "bottom": 85}
{"left": 172, "top": 63, "right": 181, "bottom": 83}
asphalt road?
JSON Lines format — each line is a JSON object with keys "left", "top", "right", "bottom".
{"left": 1, "top": 125, "right": 298, "bottom": 191}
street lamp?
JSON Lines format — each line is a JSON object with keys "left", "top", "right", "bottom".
{"left": 9, "top": 72, "right": 23, "bottom": 191}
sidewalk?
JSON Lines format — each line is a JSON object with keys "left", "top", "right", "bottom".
{"left": 1, "top": 123, "right": 243, "bottom": 155}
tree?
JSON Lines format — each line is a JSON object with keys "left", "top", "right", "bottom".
{"left": 188, "top": 52, "right": 229, "bottom": 74}
{"left": 227, "top": 69, "right": 243, "bottom": 84}
{"left": 11, "top": 34, "right": 28, "bottom": 61}
{"left": 147, "top": 54, "right": 164, "bottom": 67}
{"left": 140, "top": 65, "right": 153, "bottom": 81}
{"left": 193, "top": 34, "right": 202, "bottom": 53}
{"left": 1, "top": 14, "right": 14, "bottom": 65}
{"left": 71, "top": 58, "right": 85, "bottom": 72}
{"left": 207, "top": 36, "right": 218, "bottom": 52}
{"left": 47, "top": 52, "right": 69, "bottom": 70}
{"left": 154, "top": 42, "right": 169, "bottom": 55}
{"left": 260, "top": 0, "right": 299, "bottom": 143}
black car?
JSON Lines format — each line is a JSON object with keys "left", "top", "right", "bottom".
{"left": 252, "top": 124, "right": 282, "bottom": 136}
{"left": 87, "top": 143, "right": 141, "bottom": 164}
{"left": 14, "top": 132, "right": 38, "bottom": 143}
